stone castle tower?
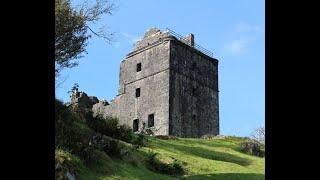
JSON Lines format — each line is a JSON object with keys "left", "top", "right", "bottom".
{"left": 93, "top": 28, "right": 219, "bottom": 138}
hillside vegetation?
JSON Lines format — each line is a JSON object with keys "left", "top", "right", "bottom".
{"left": 55, "top": 99, "right": 264, "bottom": 180}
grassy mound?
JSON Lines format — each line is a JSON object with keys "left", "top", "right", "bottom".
{"left": 55, "top": 99, "right": 264, "bottom": 179}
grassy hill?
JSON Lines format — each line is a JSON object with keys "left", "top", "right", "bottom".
{"left": 57, "top": 136, "right": 264, "bottom": 180}
{"left": 55, "top": 99, "right": 264, "bottom": 179}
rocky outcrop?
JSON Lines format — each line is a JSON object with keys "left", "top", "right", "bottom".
{"left": 71, "top": 91, "right": 105, "bottom": 109}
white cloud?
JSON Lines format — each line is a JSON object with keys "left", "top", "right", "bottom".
{"left": 224, "top": 22, "right": 263, "bottom": 55}
{"left": 226, "top": 39, "right": 250, "bottom": 55}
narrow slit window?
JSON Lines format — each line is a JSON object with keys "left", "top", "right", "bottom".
{"left": 137, "top": 63, "right": 141, "bottom": 72}
{"left": 133, "top": 119, "right": 139, "bottom": 132}
{"left": 136, "top": 88, "right": 140, "bottom": 97}
{"left": 148, "top": 114, "right": 154, "bottom": 127}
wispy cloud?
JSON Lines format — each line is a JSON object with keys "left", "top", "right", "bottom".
{"left": 224, "top": 22, "right": 263, "bottom": 55}
{"left": 225, "top": 39, "right": 250, "bottom": 55}
{"left": 122, "top": 32, "right": 142, "bottom": 43}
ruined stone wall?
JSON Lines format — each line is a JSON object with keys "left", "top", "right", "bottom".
{"left": 94, "top": 37, "right": 171, "bottom": 135}
{"left": 169, "top": 40, "right": 219, "bottom": 137}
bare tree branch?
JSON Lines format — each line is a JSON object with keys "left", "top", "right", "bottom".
{"left": 55, "top": 74, "right": 69, "bottom": 90}
{"left": 86, "top": 25, "right": 113, "bottom": 43}
{"left": 251, "top": 126, "right": 265, "bottom": 144}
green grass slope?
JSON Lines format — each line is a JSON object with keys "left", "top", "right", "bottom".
{"left": 56, "top": 99, "right": 264, "bottom": 179}
{"left": 62, "top": 136, "right": 264, "bottom": 180}
{"left": 140, "top": 137, "right": 265, "bottom": 180}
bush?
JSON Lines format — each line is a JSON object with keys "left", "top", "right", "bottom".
{"left": 145, "top": 151, "right": 184, "bottom": 175}
{"left": 55, "top": 149, "right": 77, "bottom": 179}
{"left": 132, "top": 134, "right": 147, "bottom": 147}
{"left": 240, "top": 140, "right": 264, "bottom": 157}
{"left": 79, "top": 146, "right": 103, "bottom": 166}
{"left": 103, "top": 139, "right": 122, "bottom": 158}
{"left": 116, "top": 124, "right": 134, "bottom": 143}
{"left": 55, "top": 99, "right": 94, "bottom": 154}
{"left": 86, "top": 114, "right": 107, "bottom": 133}
{"left": 104, "top": 117, "right": 119, "bottom": 135}
{"left": 86, "top": 114, "right": 135, "bottom": 144}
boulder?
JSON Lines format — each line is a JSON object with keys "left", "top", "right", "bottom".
{"left": 240, "top": 141, "right": 263, "bottom": 157}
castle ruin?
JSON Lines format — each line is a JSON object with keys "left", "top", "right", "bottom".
{"left": 92, "top": 28, "right": 219, "bottom": 138}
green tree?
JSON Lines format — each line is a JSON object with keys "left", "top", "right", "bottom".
{"left": 68, "top": 83, "right": 79, "bottom": 97}
{"left": 55, "top": 0, "right": 114, "bottom": 76}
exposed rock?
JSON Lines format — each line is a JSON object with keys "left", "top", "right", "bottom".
{"left": 71, "top": 91, "right": 101, "bottom": 109}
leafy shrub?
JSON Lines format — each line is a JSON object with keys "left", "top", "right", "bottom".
{"left": 55, "top": 99, "right": 94, "bottom": 153}
{"left": 86, "top": 113, "right": 108, "bottom": 133}
{"left": 145, "top": 151, "right": 184, "bottom": 175}
{"left": 132, "top": 134, "right": 147, "bottom": 147}
{"left": 104, "top": 117, "right": 119, "bottom": 135}
{"left": 85, "top": 113, "right": 135, "bottom": 144}
{"left": 79, "top": 146, "right": 103, "bottom": 166}
{"left": 55, "top": 149, "right": 77, "bottom": 180}
{"left": 116, "top": 124, "right": 134, "bottom": 143}
{"left": 103, "top": 139, "right": 122, "bottom": 158}
{"left": 240, "top": 140, "right": 264, "bottom": 157}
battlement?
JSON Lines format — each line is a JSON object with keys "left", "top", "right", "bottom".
{"left": 132, "top": 27, "right": 214, "bottom": 58}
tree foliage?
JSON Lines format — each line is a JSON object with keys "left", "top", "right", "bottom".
{"left": 55, "top": 0, "right": 114, "bottom": 76}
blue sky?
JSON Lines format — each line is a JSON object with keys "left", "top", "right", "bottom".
{"left": 56, "top": 0, "right": 265, "bottom": 137}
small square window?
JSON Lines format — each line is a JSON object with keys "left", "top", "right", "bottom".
{"left": 133, "top": 119, "right": 139, "bottom": 132}
{"left": 136, "top": 88, "right": 140, "bottom": 97}
{"left": 148, "top": 114, "right": 154, "bottom": 127}
{"left": 137, "top": 63, "right": 141, "bottom": 72}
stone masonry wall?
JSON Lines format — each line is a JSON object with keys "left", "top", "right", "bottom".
{"left": 169, "top": 40, "right": 219, "bottom": 137}
{"left": 93, "top": 34, "right": 171, "bottom": 135}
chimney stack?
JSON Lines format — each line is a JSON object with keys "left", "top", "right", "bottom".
{"left": 185, "top": 33, "right": 194, "bottom": 47}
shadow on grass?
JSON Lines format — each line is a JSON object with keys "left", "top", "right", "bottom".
{"left": 153, "top": 140, "right": 252, "bottom": 166}
{"left": 184, "top": 173, "right": 264, "bottom": 180}
{"left": 151, "top": 137, "right": 258, "bottom": 158}
{"left": 178, "top": 139, "right": 239, "bottom": 150}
